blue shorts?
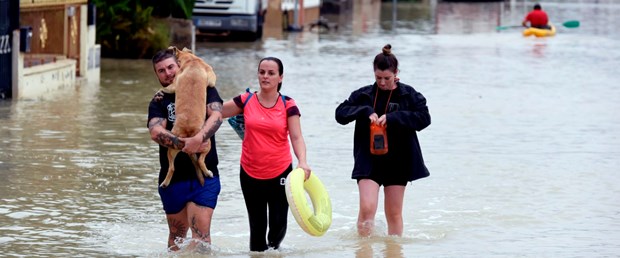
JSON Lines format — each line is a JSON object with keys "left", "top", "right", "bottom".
{"left": 158, "top": 176, "right": 221, "bottom": 214}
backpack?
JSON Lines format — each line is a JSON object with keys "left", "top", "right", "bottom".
{"left": 228, "top": 88, "right": 286, "bottom": 139}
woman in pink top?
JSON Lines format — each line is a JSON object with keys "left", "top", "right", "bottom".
{"left": 223, "top": 57, "right": 311, "bottom": 252}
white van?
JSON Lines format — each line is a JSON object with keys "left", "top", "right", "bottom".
{"left": 192, "top": 0, "right": 268, "bottom": 39}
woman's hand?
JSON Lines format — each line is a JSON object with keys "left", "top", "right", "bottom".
{"left": 369, "top": 113, "right": 379, "bottom": 124}
{"left": 376, "top": 114, "right": 387, "bottom": 127}
{"left": 297, "top": 162, "right": 312, "bottom": 181}
{"left": 370, "top": 113, "right": 387, "bottom": 127}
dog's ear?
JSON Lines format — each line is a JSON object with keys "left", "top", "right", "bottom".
{"left": 168, "top": 46, "right": 178, "bottom": 56}
{"left": 182, "top": 47, "right": 192, "bottom": 53}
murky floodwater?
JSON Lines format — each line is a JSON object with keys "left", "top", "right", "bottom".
{"left": 1, "top": 1, "right": 619, "bottom": 257}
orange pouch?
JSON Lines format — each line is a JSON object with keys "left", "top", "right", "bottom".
{"left": 370, "top": 123, "right": 388, "bottom": 155}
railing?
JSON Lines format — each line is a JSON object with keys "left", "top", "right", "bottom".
{"left": 20, "top": 0, "right": 86, "bottom": 8}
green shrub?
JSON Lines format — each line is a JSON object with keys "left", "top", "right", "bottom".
{"left": 93, "top": 0, "right": 194, "bottom": 58}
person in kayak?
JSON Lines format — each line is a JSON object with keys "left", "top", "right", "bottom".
{"left": 522, "top": 3, "right": 551, "bottom": 29}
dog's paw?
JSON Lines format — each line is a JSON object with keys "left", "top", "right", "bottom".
{"left": 152, "top": 90, "right": 164, "bottom": 102}
{"left": 204, "top": 169, "right": 214, "bottom": 178}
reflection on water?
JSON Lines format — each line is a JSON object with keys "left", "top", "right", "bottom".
{"left": 355, "top": 237, "right": 407, "bottom": 258}
{"left": 1, "top": 0, "right": 619, "bottom": 257}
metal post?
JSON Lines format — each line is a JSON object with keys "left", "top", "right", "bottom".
{"left": 299, "top": 0, "right": 304, "bottom": 28}
{"left": 293, "top": 0, "right": 299, "bottom": 28}
{"left": 287, "top": 0, "right": 302, "bottom": 31}
{"left": 392, "top": 0, "right": 397, "bottom": 31}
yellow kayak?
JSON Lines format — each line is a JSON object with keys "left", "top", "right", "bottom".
{"left": 523, "top": 23, "right": 556, "bottom": 37}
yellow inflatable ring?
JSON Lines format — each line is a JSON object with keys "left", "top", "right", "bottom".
{"left": 285, "top": 168, "right": 332, "bottom": 236}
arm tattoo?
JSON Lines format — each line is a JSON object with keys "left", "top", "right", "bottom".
{"left": 202, "top": 119, "right": 222, "bottom": 143}
{"left": 208, "top": 102, "right": 222, "bottom": 112}
{"left": 148, "top": 117, "right": 165, "bottom": 130}
{"left": 151, "top": 118, "right": 182, "bottom": 149}
{"left": 156, "top": 132, "right": 183, "bottom": 149}
{"left": 201, "top": 102, "right": 223, "bottom": 143}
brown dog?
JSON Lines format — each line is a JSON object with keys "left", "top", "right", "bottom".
{"left": 160, "top": 46, "right": 217, "bottom": 188}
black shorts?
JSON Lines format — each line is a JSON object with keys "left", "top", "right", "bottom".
{"left": 356, "top": 173, "right": 408, "bottom": 187}
{"left": 357, "top": 154, "right": 409, "bottom": 186}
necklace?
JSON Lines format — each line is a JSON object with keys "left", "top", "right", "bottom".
{"left": 256, "top": 92, "right": 280, "bottom": 108}
{"left": 373, "top": 87, "right": 394, "bottom": 115}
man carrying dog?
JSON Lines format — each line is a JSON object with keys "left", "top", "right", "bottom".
{"left": 147, "top": 48, "right": 223, "bottom": 251}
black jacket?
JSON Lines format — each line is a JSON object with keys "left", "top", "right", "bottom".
{"left": 335, "top": 82, "right": 430, "bottom": 182}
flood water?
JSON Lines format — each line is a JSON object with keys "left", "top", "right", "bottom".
{"left": 1, "top": 0, "right": 619, "bottom": 257}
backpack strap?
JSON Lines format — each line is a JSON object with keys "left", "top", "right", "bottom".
{"left": 242, "top": 88, "right": 253, "bottom": 108}
{"left": 243, "top": 89, "right": 287, "bottom": 108}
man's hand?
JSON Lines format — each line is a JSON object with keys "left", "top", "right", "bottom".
{"left": 181, "top": 134, "right": 208, "bottom": 154}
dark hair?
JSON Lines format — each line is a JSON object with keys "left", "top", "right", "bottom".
{"left": 152, "top": 49, "right": 176, "bottom": 66}
{"left": 258, "top": 57, "right": 284, "bottom": 92}
{"left": 373, "top": 44, "right": 398, "bottom": 74}
{"left": 534, "top": 4, "right": 541, "bottom": 10}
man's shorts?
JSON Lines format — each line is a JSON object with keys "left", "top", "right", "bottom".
{"left": 158, "top": 176, "right": 221, "bottom": 214}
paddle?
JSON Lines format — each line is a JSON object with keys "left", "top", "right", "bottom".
{"left": 496, "top": 20, "right": 580, "bottom": 31}
{"left": 496, "top": 25, "right": 522, "bottom": 30}
{"left": 561, "top": 20, "right": 580, "bottom": 28}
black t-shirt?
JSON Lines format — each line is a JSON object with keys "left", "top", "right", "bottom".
{"left": 147, "top": 87, "right": 223, "bottom": 184}
{"left": 373, "top": 86, "right": 401, "bottom": 116}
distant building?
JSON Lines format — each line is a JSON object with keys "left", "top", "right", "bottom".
{"left": 0, "top": 0, "right": 100, "bottom": 100}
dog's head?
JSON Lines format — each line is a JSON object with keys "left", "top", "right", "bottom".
{"left": 169, "top": 47, "right": 196, "bottom": 68}
{"left": 177, "top": 52, "right": 195, "bottom": 68}
{"left": 166, "top": 46, "right": 216, "bottom": 88}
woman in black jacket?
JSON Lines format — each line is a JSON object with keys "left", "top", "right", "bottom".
{"left": 335, "top": 44, "right": 431, "bottom": 237}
